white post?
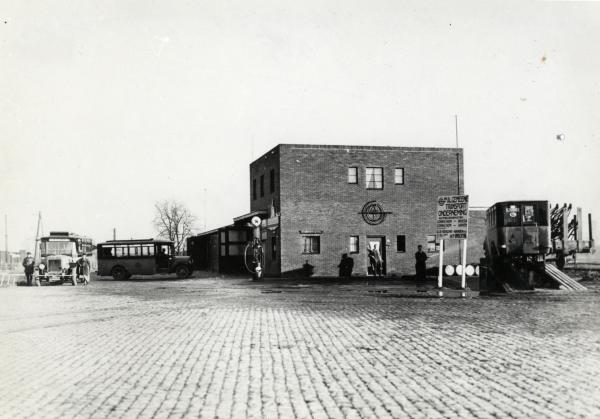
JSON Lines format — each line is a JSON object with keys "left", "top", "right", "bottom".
{"left": 437, "top": 239, "right": 444, "bottom": 296}
{"left": 461, "top": 238, "right": 467, "bottom": 291}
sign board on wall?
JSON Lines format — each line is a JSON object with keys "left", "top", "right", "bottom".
{"left": 436, "top": 195, "right": 469, "bottom": 239}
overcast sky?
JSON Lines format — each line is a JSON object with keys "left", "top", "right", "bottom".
{"left": 1, "top": 0, "right": 599, "bottom": 251}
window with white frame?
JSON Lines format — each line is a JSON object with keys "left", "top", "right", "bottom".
{"left": 394, "top": 168, "right": 404, "bottom": 185}
{"left": 348, "top": 167, "right": 358, "bottom": 184}
{"left": 365, "top": 167, "right": 383, "bottom": 189}
{"left": 302, "top": 236, "right": 320, "bottom": 254}
{"left": 349, "top": 236, "right": 359, "bottom": 253}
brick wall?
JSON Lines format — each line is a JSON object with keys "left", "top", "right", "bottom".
{"left": 249, "top": 145, "right": 281, "bottom": 275}
{"left": 276, "top": 144, "right": 465, "bottom": 277}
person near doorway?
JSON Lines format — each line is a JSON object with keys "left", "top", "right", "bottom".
{"left": 338, "top": 253, "right": 354, "bottom": 278}
{"left": 373, "top": 244, "right": 383, "bottom": 277}
{"left": 367, "top": 246, "right": 376, "bottom": 275}
{"left": 22, "top": 252, "right": 35, "bottom": 286}
{"left": 415, "top": 245, "right": 428, "bottom": 290}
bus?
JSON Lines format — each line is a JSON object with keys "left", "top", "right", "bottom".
{"left": 37, "top": 231, "right": 95, "bottom": 285}
{"left": 96, "top": 239, "right": 194, "bottom": 280}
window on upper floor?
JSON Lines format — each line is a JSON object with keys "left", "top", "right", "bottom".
{"left": 252, "top": 179, "right": 257, "bottom": 200}
{"left": 260, "top": 175, "right": 264, "bottom": 197}
{"left": 348, "top": 167, "right": 358, "bottom": 184}
{"left": 395, "top": 168, "right": 404, "bottom": 185}
{"left": 366, "top": 167, "right": 383, "bottom": 189}
{"left": 270, "top": 169, "right": 275, "bottom": 193}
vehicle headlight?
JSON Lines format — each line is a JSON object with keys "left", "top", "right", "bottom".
{"left": 39, "top": 263, "right": 46, "bottom": 270}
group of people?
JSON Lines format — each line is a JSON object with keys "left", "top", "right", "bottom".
{"left": 337, "top": 243, "right": 429, "bottom": 286}
{"left": 21, "top": 252, "right": 91, "bottom": 286}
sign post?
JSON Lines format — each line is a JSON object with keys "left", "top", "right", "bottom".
{"left": 436, "top": 195, "right": 469, "bottom": 296}
{"left": 437, "top": 239, "right": 444, "bottom": 296}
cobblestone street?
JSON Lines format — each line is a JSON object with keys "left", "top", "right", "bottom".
{"left": 1, "top": 276, "right": 600, "bottom": 418}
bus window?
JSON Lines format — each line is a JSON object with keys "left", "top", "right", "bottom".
{"left": 101, "top": 246, "right": 114, "bottom": 257}
{"left": 142, "top": 245, "right": 154, "bottom": 256}
{"left": 503, "top": 205, "right": 521, "bottom": 227}
{"left": 523, "top": 205, "right": 535, "bottom": 225}
{"left": 156, "top": 245, "right": 171, "bottom": 256}
{"left": 115, "top": 246, "right": 128, "bottom": 257}
{"left": 129, "top": 244, "right": 142, "bottom": 256}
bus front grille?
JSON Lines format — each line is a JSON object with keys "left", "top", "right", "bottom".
{"left": 48, "top": 260, "right": 62, "bottom": 272}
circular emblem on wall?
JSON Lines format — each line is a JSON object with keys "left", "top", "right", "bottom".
{"left": 359, "top": 201, "right": 392, "bottom": 225}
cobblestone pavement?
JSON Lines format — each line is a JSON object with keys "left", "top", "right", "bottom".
{"left": 1, "top": 275, "right": 600, "bottom": 418}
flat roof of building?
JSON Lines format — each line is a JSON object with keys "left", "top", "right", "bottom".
{"left": 252, "top": 143, "right": 464, "bottom": 163}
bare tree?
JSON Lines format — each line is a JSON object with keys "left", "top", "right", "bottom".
{"left": 153, "top": 200, "right": 197, "bottom": 255}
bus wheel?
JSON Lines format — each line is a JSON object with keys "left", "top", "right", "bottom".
{"left": 111, "top": 266, "right": 127, "bottom": 281}
{"left": 175, "top": 266, "right": 190, "bottom": 278}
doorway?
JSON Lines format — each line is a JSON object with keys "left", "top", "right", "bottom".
{"left": 366, "top": 236, "right": 386, "bottom": 276}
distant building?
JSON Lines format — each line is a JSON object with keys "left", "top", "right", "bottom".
{"left": 189, "top": 144, "right": 485, "bottom": 277}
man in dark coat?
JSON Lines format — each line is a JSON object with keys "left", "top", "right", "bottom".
{"left": 22, "top": 252, "right": 35, "bottom": 286}
{"left": 415, "top": 245, "right": 428, "bottom": 289}
{"left": 338, "top": 254, "right": 354, "bottom": 278}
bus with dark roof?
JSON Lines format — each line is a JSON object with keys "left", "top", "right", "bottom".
{"left": 96, "top": 239, "right": 193, "bottom": 280}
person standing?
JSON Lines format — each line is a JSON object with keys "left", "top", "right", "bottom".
{"left": 22, "top": 252, "right": 35, "bottom": 286}
{"left": 415, "top": 245, "right": 428, "bottom": 290}
{"left": 373, "top": 244, "right": 383, "bottom": 278}
{"left": 77, "top": 254, "right": 91, "bottom": 286}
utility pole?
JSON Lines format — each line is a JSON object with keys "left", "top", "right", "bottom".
{"left": 455, "top": 114, "right": 460, "bottom": 195}
{"left": 203, "top": 188, "right": 207, "bottom": 232}
{"left": 33, "top": 212, "right": 41, "bottom": 263}
{"left": 113, "top": 228, "right": 116, "bottom": 241}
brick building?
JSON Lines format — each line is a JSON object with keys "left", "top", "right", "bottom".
{"left": 189, "top": 144, "right": 484, "bottom": 277}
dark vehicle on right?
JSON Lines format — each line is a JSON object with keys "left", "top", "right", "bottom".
{"left": 483, "top": 201, "right": 551, "bottom": 289}
{"left": 96, "top": 239, "right": 193, "bottom": 280}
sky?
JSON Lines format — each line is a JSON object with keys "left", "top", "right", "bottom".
{"left": 1, "top": 0, "right": 600, "bottom": 251}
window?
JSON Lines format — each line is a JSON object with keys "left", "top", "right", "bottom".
{"left": 101, "top": 246, "right": 114, "bottom": 257}
{"left": 228, "top": 230, "right": 246, "bottom": 242}
{"left": 302, "top": 236, "right": 320, "bottom": 254}
{"left": 349, "top": 236, "right": 359, "bottom": 253}
{"left": 252, "top": 179, "right": 257, "bottom": 200}
{"left": 271, "top": 237, "right": 277, "bottom": 258}
{"left": 228, "top": 244, "right": 243, "bottom": 256}
{"left": 348, "top": 167, "right": 358, "bottom": 184}
{"left": 394, "top": 168, "right": 404, "bottom": 185}
{"left": 115, "top": 246, "right": 128, "bottom": 257}
{"left": 270, "top": 169, "right": 275, "bottom": 193}
{"left": 142, "top": 245, "right": 154, "bottom": 256}
{"left": 260, "top": 175, "right": 264, "bottom": 197}
{"left": 157, "top": 245, "right": 171, "bottom": 256}
{"left": 129, "top": 244, "right": 141, "bottom": 256}
{"left": 396, "top": 235, "right": 406, "bottom": 252}
{"left": 366, "top": 167, "right": 383, "bottom": 189}
{"left": 503, "top": 205, "right": 521, "bottom": 227}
